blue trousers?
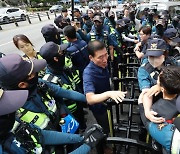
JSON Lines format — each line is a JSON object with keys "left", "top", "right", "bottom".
{"left": 1, "top": 130, "right": 90, "bottom": 154}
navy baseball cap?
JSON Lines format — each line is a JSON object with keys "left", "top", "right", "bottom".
{"left": 82, "top": 14, "right": 90, "bottom": 20}
{"left": 93, "top": 15, "right": 103, "bottom": 23}
{"left": 41, "top": 24, "right": 59, "bottom": 36}
{"left": 116, "top": 19, "right": 125, "bottom": 27}
{"left": 0, "top": 54, "right": 47, "bottom": 88}
{"left": 123, "top": 17, "right": 130, "bottom": 25}
{"left": 40, "top": 42, "right": 68, "bottom": 60}
{"left": 73, "top": 8, "right": 80, "bottom": 13}
{"left": 0, "top": 89, "right": 28, "bottom": 116}
{"left": 54, "top": 15, "right": 63, "bottom": 25}
{"left": 164, "top": 28, "right": 180, "bottom": 43}
{"left": 146, "top": 38, "right": 167, "bottom": 57}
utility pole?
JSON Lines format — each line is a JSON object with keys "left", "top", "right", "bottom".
{"left": 71, "top": 0, "right": 74, "bottom": 21}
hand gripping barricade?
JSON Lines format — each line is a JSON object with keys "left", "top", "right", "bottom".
{"left": 103, "top": 98, "right": 160, "bottom": 154}
{"left": 103, "top": 56, "right": 162, "bottom": 153}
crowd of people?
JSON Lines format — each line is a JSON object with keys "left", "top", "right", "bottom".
{"left": 0, "top": 2, "right": 180, "bottom": 154}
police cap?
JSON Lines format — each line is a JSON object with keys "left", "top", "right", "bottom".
{"left": 40, "top": 42, "right": 68, "bottom": 60}
{"left": 0, "top": 54, "right": 46, "bottom": 88}
{"left": 146, "top": 38, "right": 167, "bottom": 57}
{"left": 0, "top": 89, "right": 28, "bottom": 116}
{"left": 93, "top": 15, "right": 103, "bottom": 23}
{"left": 164, "top": 28, "right": 180, "bottom": 43}
{"left": 116, "top": 19, "right": 125, "bottom": 27}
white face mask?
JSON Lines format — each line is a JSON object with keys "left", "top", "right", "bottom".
{"left": 169, "top": 40, "right": 178, "bottom": 47}
{"left": 148, "top": 55, "right": 165, "bottom": 68}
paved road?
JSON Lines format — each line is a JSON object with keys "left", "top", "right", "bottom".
{"left": 0, "top": 13, "right": 60, "bottom": 55}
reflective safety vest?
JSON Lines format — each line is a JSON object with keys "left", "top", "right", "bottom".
{"left": 17, "top": 94, "right": 57, "bottom": 130}
{"left": 110, "top": 29, "right": 122, "bottom": 57}
{"left": 42, "top": 73, "right": 77, "bottom": 113}
{"left": 90, "top": 31, "right": 109, "bottom": 46}
{"left": 107, "top": 22, "right": 115, "bottom": 34}
{"left": 129, "top": 22, "right": 138, "bottom": 36}
{"left": 12, "top": 121, "right": 43, "bottom": 153}
{"left": 36, "top": 53, "right": 43, "bottom": 60}
{"left": 60, "top": 34, "right": 68, "bottom": 44}
{"left": 65, "top": 57, "right": 81, "bottom": 85}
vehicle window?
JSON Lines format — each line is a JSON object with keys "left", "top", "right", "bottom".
{"left": 10, "top": 9, "right": 19, "bottom": 13}
{"left": 7, "top": 9, "right": 12, "bottom": 13}
{"left": 169, "top": 5, "right": 180, "bottom": 17}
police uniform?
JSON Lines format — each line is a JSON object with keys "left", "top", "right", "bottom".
{"left": 137, "top": 38, "right": 175, "bottom": 91}
{"left": 39, "top": 42, "right": 87, "bottom": 130}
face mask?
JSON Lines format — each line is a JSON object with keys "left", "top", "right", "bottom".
{"left": 129, "top": 13, "right": 135, "bottom": 21}
{"left": 156, "top": 26, "right": 165, "bottom": 37}
{"left": 116, "top": 27, "right": 123, "bottom": 33}
{"left": 49, "top": 54, "right": 65, "bottom": 72}
{"left": 95, "top": 24, "right": 103, "bottom": 33}
{"left": 148, "top": 56, "right": 165, "bottom": 68}
{"left": 25, "top": 74, "right": 38, "bottom": 90}
{"left": 148, "top": 14, "right": 153, "bottom": 22}
{"left": 109, "top": 16, "right": 115, "bottom": 22}
{"left": 169, "top": 41, "right": 178, "bottom": 47}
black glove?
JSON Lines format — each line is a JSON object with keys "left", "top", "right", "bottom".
{"left": 83, "top": 124, "right": 105, "bottom": 148}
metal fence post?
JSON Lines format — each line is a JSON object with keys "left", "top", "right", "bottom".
{"left": 46, "top": 12, "right": 50, "bottom": 20}
{"left": 54, "top": 11, "right": 57, "bottom": 17}
{"left": 37, "top": 13, "right": 42, "bottom": 21}
{"left": 26, "top": 15, "right": 31, "bottom": 24}
{"left": 12, "top": 16, "right": 18, "bottom": 27}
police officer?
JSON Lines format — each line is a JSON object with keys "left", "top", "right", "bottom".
{"left": 153, "top": 19, "right": 166, "bottom": 37}
{"left": 41, "top": 24, "right": 61, "bottom": 45}
{"left": 73, "top": 8, "right": 84, "bottom": 28}
{"left": 138, "top": 38, "right": 177, "bottom": 123}
{"left": 85, "top": 15, "right": 110, "bottom": 43}
{"left": 82, "top": 14, "right": 93, "bottom": 34}
{"left": 142, "top": 10, "right": 155, "bottom": 28}
{"left": 171, "top": 16, "right": 180, "bottom": 31}
{"left": 109, "top": 19, "right": 126, "bottom": 89}
{"left": 0, "top": 89, "right": 105, "bottom": 154}
{"left": 163, "top": 28, "right": 180, "bottom": 57}
{"left": 104, "top": 11, "right": 116, "bottom": 32}
{"left": 63, "top": 25, "right": 89, "bottom": 77}
{"left": 39, "top": 42, "right": 87, "bottom": 131}
{"left": 122, "top": 17, "right": 139, "bottom": 46}
{"left": 0, "top": 54, "right": 87, "bottom": 133}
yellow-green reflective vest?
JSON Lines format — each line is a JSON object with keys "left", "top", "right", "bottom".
{"left": 60, "top": 34, "right": 68, "bottom": 44}
{"left": 42, "top": 74, "right": 77, "bottom": 113}
{"left": 110, "top": 29, "right": 122, "bottom": 57}
{"left": 17, "top": 94, "right": 57, "bottom": 129}
{"left": 65, "top": 57, "right": 81, "bottom": 85}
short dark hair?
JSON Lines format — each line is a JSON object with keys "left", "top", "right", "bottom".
{"left": 159, "top": 66, "right": 180, "bottom": 95}
{"left": 63, "top": 25, "right": 76, "bottom": 39}
{"left": 139, "top": 26, "right": 152, "bottom": 35}
{"left": 13, "top": 34, "right": 33, "bottom": 49}
{"left": 87, "top": 40, "right": 106, "bottom": 57}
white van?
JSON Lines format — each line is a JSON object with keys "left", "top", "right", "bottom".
{"left": 136, "top": 2, "right": 180, "bottom": 20}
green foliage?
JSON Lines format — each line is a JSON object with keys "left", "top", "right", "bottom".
{"left": 26, "top": 6, "right": 50, "bottom": 11}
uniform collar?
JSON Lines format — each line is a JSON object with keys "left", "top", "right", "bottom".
{"left": 90, "top": 61, "right": 108, "bottom": 74}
